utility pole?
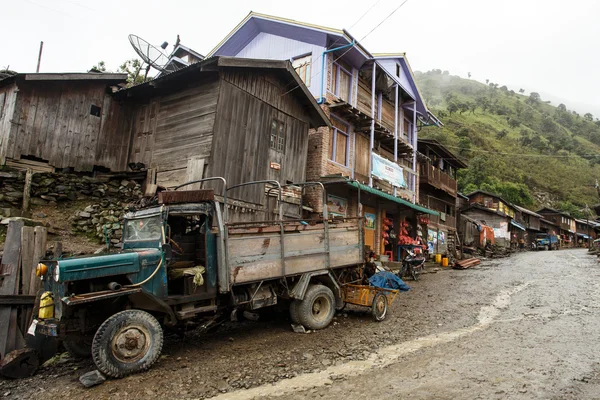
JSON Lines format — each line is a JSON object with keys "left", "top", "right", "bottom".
{"left": 36, "top": 41, "right": 44, "bottom": 73}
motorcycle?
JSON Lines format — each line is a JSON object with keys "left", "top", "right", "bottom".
{"left": 398, "top": 247, "right": 426, "bottom": 281}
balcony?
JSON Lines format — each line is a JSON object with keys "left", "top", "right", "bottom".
{"left": 419, "top": 162, "right": 457, "bottom": 196}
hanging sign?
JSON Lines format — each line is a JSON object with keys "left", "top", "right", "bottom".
{"left": 371, "top": 153, "right": 406, "bottom": 188}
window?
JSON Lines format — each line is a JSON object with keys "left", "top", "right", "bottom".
{"left": 270, "top": 119, "right": 285, "bottom": 153}
{"left": 292, "top": 54, "right": 311, "bottom": 86}
{"left": 90, "top": 104, "right": 101, "bottom": 117}
{"left": 333, "top": 63, "right": 352, "bottom": 103}
{"left": 328, "top": 118, "right": 349, "bottom": 166}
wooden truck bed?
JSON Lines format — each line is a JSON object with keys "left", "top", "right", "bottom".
{"left": 221, "top": 219, "right": 362, "bottom": 286}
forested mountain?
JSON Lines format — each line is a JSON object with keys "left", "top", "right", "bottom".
{"left": 415, "top": 70, "right": 600, "bottom": 217}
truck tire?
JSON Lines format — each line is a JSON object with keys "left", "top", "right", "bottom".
{"left": 92, "top": 310, "right": 163, "bottom": 378}
{"left": 64, "top": 337, "right": 93, "bottom": 358}
{"left": 371, "top": 292, "right": 388, "bottom": 322}
{"left": 297, "top": 284, "right": 335, "bottom": 330}
{"left": 289, "top": 300, "right": 301, "bottom": 324}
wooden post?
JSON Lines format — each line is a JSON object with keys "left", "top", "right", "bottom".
{"left": 36, "top": 41, "right": 44, "bottom": 73}
{"left": 53, "top": 241, "right": 63, "bottom": 259}
{"left": 0, "top": 220, "right": 25, "bottom": 358}
{"left": 29, "top": 227, "right": 47, "bottom": 295}
{"left": 22, "top": 169, "right": 33, "bottom": 213}
{"left": 20, "top": 227, "right": 35, "bottom": 296}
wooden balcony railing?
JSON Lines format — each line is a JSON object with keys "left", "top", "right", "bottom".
{"left": 419, "top": 163, "right": 457, "bottom": 196}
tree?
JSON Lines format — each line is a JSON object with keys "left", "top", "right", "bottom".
{"left": 457, "top": 137, "right": 471, "bottom": 156}
{"left": 447, "top": 102, "right": 459, "bottom": 115}
{"left": 518, "top": 88, "right": 525, "bottom": 94}
{"left": 526, "top": 92, "right": 541, "bottom": 105}
{"left": 117, "top": 59, "right": 145, "bottom": 86}
{"left": 458, "top": 102, "right": 469, "bottom": 114}
{"left": 485, "top": 79, "right": 489, "bottom": 84}
{"left": 508, "top": 118, "right": 520, "bottom": 128}
{"left": 496, "top": 129, "right": 508, "bottom": 139}
{"left": 456, "top": 127, "right": 470, "bottom": 138}
{"left": 468, "top": 101, "right": 477, "bottom": 115}
{"left": 468, "top": 72, "right": 472, "bottom": 78}
{"left": 89, "top": 61, "right": 107, "bottom": 72}
{"left": 475, "top": 96, "right": 490, "bottom": 113}
{"left": 514, "top": 101, "right": 523, "bottom": 117}
{"left": 557, "top": 103, "right": 567, "bottom": 112}
{"left": 584, "top": 113, "right": 594, "bottom": 122}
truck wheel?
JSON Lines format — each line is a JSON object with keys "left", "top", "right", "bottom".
{"left": 371, "top": 292, "right": 388, "bottom": 322}
{"left": 92, "top": 310, "right": 163, "bottom": 378}
{"left": 64, "top": 337, "right": 93, "bottom": 358}
{"left": 297, "top": 285, "right": 335, "bottom": 330}
{"left": 289, "top": 300, "right": 301, "bottom": 324}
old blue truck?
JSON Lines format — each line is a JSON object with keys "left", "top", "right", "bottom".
{"left": 535, "top": 232, "right": 559, "bottom": 250}
{"left": 30, "top": 179, "right": 370, "bottom": 378}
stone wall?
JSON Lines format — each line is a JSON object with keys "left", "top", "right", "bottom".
{"left": 0, "top": 169, "right": 145, "bottom": 246}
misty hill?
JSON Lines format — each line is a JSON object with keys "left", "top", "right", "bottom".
{"left": 415, "top": 70, "right": 600, "bottom": 217}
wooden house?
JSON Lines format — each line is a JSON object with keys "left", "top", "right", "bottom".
{"left": 417, "top": 139, "right": 466, "bottom": 255}
{"left": 206, "top": 12, "right": 440, "bottom": 256}
{"left": 536, "top": 208, "right": 576, "bottom": 247}
{"left": 0, "top": 72, "right": 129, "bottom": 172}
{"left": 513, "top": 205, "right": 542, "bottom": 245}
{"left": 463, "top": 190, "right": 521, "bottom": 248}
{"left": 115, "top": 56, "right": 329, "bottom": 220}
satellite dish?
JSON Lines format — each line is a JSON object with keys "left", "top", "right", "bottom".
{"left": 128, "top": 34, "right": 179, "bottom": 81}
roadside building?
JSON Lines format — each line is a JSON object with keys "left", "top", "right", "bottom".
{"left": 462, "top": 191, "right": 520, "bottom": 248}
{"left": 0, "top": 57, "right": 330, "bottom": 222}
{"left": 536, "top": 208, "right": 576, "bottom": 247}
{"left": 574, "top": 219, "right": 594, "bottom": 247}
{"left": 0, "top": 72, "right": 128, "bottom": 172}
{"left": 417, "top": 139, "right": 467, "bottom": 256}
{"left": 513, "top": 205, "right": 542, "bottom": 248}
{"left": 206, "top": 12, "right": 440, "bottom": 257}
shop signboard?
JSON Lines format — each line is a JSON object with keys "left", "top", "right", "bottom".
{"left": 326, "top": 195, "right": 347, "bottom": 217}
{"left": 371, "top": 153, "right": 406, "bottom": 188}
{"left": 365, "top": 213, "right": 376, "bottom": 230}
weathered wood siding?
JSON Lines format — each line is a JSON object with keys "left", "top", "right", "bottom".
{"left": 0, "top": 81, "right": 129, "bottom": 171}
{"left": 127, "top": 76, "right": 220, "bottom": 188}
{"left": 207, "top": 70, "right": 310, "bottom": 207}
{"left": 0, "top": 83, "right": 19, "bottom": 165}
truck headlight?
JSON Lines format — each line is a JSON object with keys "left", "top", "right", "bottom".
{"left": 53, "top": 265, "right": 60, "bottom": 282}
{"left": 36, "top": 263, "right": 48, "bottom": 277}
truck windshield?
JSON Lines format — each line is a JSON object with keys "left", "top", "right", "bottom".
{"left": 124, "top": 216, "right": 162, "bottom": 241}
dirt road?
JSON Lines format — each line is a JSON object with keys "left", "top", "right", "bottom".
{"left": 2, "top": 249, "right": 599, "bottom": 399}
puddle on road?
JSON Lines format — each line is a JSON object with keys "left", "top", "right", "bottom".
{"left": 210, "top": 282, "right": 531, "bottom": 400}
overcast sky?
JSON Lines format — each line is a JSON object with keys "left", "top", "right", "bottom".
{"left": 3, "top": 0, "right": 599, "bottom": 115}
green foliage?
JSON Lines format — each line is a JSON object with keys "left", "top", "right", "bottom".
{"left": 117, "top": 59, "right": 146, "bottom": 86}
{"left": 416, "top": 70, "right": 600, "bottom": 211}
{"left": 89, "top": 61, "right": 107, "bottom": 72}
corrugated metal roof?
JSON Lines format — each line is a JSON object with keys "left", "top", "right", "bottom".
{"left": 346, "top": 180, "right": 440, "bottom": 216}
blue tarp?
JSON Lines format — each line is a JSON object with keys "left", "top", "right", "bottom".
{"left": 510, "top": 220, "right": 526, "bottom": 231}
{"left": 369, "top": 271, "right": 411, "bottom": 291}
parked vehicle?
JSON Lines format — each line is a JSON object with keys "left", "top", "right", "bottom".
{"left": 30, "top": 179, "right": 374, "bottom": 378}
{"left": 397, "top": 247, "right": 425, "bottom": 281}
{"left": 535, "top": 233, "right": 559, "bottom": 250}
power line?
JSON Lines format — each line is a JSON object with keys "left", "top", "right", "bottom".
{"left": 281, "top": 0, "right": 411, "bottom": 98}
{"left": 279, "top": 0, "right": 382, "bottom": 94}
{"left": 434, "top": 143, "right": 600, "bottom": 159}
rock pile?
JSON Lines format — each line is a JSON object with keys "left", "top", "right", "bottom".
{"left": 71, "top": 180, "right": 145, "bottom": 246}
{"left": 0, "top": 169, "right": 145, "bottom": 247}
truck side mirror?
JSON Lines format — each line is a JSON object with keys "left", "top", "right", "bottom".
{"left": 162, "top": 243, "right": 173, "bottom": 262}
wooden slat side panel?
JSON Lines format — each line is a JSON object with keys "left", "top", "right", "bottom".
{"left": 0, "top": 84, "right": 19, "bottom": 164}
{"left": 227, "top": 226, "right": 361, "bottom": 284}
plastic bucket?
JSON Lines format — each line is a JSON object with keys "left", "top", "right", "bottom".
{"left": 442, "top": 257, "right": 449, "bottom": 267}
{"left": 435, "top": 254, "right": 442, "bottom": 263}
